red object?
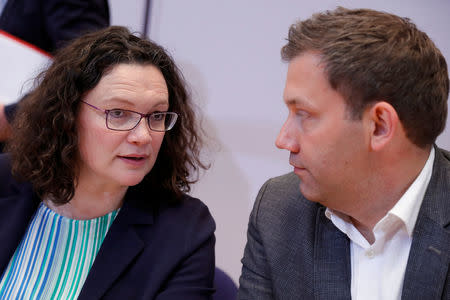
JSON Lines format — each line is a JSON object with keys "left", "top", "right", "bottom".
{"left": 0, "top": 30, "right": 52, "bottom": 58}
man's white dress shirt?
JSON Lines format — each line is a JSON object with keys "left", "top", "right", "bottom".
{"left": 325, "top": 147, "right": 435, "bottom": 300}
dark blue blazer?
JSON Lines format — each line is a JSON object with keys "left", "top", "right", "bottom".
{"left": 0, "top": 0, "right": 110, "bottom": 122}
{"left": 239, "top": 147, "right": 450, "bottom": 300}
{"left": 0, "top": 155, "right": 216, "bottom": 299}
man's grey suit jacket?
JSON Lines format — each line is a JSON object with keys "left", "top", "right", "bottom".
{"left": 238, "top": 147, "right": 449, "bottom": 299}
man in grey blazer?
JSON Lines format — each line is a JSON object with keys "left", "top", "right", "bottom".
{"left": 238, "top": 7, "right": 449, "bottom": 300}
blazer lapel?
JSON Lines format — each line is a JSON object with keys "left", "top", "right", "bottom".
{"left": 78, "top": 190, "right": 154, "bottom": 300}
{"left": 401, "top": 148, "right": 450, "bottom": 300}
{"left": 402, "top": 216, "right": 449, "bottom": 299}
{"left": 0, "top": 182, "right": 39, "bottom": 273}
{"left": 314, "top": 207, "right": 352, "bottom": 300}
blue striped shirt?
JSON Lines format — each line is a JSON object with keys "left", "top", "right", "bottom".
{"left": 0, "top": 202, "right": 118, "bottom": 300}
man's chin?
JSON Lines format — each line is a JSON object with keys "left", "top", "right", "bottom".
{"left": 299, "top": 182, "right": 321, "bottom": 203}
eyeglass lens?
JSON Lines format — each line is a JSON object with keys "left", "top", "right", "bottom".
{"left": 106, "top": 110, "right": 177, "bottom": 132}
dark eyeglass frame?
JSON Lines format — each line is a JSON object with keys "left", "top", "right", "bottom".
{"left": 80, "top": 100, "right": 179, "bottom": 132}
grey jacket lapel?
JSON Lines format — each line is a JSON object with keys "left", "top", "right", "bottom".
{"left": 402, "top": 147, "right": 450, "bottom": 300}
{"left": 314, "top": 207, "right": 352, "bottom": 300}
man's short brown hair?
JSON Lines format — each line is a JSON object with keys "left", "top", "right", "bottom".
{"left": 282, "top": 7, "right": 449, "bottom": 147}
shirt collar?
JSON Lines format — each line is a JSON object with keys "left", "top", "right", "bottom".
{"left": 388, "top": 147, "right": 434, "bottom": 236}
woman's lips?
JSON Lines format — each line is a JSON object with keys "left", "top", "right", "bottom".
{"left": 118, "top": 155, "right": 148, "bottom": 166}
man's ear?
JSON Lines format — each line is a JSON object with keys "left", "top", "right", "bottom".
{"left": 366, "top": 101, "right": 399, "bottom": 151}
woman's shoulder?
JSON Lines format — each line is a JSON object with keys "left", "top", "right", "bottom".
{"left": 149, "top": 193, "right": 215, "bottom": 245}
{"left": 0, "top": 153, "right": 24, "bottom": 196}
{"left": 0, "top": 154, "right": 36, "bottom": 212}
{"left": 0, "top": 153, "right": 11, "bottom": 173}
{"left": 157, "top": 194, "right": 216, "bottom": 232}
{"left": 173, "top": 194, "right": 212, "bottom": 215}
{"left": 124, "top": 187, "right": 216, "bottom": 234}
{"left": 120, "top": 190, "right": 215, "bottom": 256}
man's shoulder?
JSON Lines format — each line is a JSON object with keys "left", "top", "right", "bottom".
{"left": 422, "top": 147, "right": 450, "bottom": 226}
{"left": 257, "top": 172, "right": 300, "bottom": 201}
{"left": 264, "top": 172, "right": 300, "bottom": 190}
{"left": 257, "top": 172, "right": 317, "bottom": 207}
{"left": 430, "top": 147, "right": 450, "bottom": 194}
{"left": 252, "top": 172, "right": 321, "bottom": 231}
{"left": 436, "top": 147, "right": 450, "bottom": 167}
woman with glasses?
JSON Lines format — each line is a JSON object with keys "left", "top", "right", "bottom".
{"left": 0, "top": 26, "right": 215, "bottom": 299}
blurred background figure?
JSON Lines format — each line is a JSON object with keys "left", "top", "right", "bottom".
{"left": 0, "top": 26, "right": 215, "bottom": 299}
{"left": 0, "top": 0, "right": 110, "bottom": 148}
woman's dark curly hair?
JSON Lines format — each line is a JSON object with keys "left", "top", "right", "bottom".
{"left": 7, "top": 26, "right": 207, "bottom": 204}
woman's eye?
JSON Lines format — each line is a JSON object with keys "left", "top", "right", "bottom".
{"left": 109, "top": 109, "right": 126, "bottom": 118}
{"left": 152, "top": 113, "right": 165, "bottom": 121}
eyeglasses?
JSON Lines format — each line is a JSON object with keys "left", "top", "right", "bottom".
{"left": 81, "top": 100, "right": 178, "bottom": 132}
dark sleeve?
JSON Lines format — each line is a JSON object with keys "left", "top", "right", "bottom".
{"left": 155, "top": 202, "right": 216, "bottom": 300}
{"left": 43, "top": 0, "right": 110, "bottom": 51}
{"left": 238, "top": 181, "right": 275, "bottom": 300}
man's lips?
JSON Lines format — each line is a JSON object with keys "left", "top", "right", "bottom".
{"left": 293, "top": 166, "right": 306, "bottom": 171}
{"left": 293, "top": 166, "right": 308, "bottom": 178}
{"left": 290, "top": 161, "right": 305, "bottom": 169}
{"left": 290, "top": 162, "right": 307, "bottom": 174}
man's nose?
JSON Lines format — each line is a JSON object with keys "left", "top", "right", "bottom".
{"left": 275, "top": 119, "right": 300, "bottom": 153}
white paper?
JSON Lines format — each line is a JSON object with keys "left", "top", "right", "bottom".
{"left": 0, "top": 31, "right": 52, "bottom": 105}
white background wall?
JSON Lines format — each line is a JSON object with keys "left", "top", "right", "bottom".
{"left": 109, "top": 0, "right": 450, "bottom": 283}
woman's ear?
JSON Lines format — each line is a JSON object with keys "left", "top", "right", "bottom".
{"left": 366, "top": 101, "right": 399, "bottom": 151}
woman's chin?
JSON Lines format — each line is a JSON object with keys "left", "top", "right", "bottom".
{"left": 118, "top": 176, "right": 147, "bottom": 187}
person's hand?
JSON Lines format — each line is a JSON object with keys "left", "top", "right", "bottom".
{"left": 0, "top": 104, "right": 12, "bottom": 141}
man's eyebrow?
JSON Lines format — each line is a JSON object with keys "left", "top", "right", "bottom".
{"left": 284, "top": 97, "right": 316, "bottom": 110}
{"left": 284, "top": 98, "right": 298, "bottom": 106}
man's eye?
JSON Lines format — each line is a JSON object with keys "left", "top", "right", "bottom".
{"left": 109, "top": 109, "right": 126, "bottom": 118}
{"left": 296, "top": 110, "right": 309, "bottom": 118}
